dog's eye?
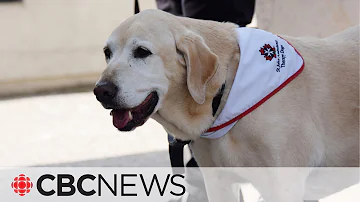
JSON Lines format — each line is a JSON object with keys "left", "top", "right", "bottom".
{"left": 103, "top": 47, "right": 112, "bottom": 60}
{"left": 134, "top": 46, "right": 152, "bottom": 58}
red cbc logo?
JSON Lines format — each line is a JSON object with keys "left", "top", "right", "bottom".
{"left": 259, "top": 44, "right": 277, "bottom": 61}
{"left": 11, "top": 174, "right": 33, "bottom": 196}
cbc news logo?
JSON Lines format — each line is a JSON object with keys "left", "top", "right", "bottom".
{"left": 10, "top": 173, "right": 186, "bottom": 197}
{"left": 11, "top": 174, "right": 34, "bottom": 196}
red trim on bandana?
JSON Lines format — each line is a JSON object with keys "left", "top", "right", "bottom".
{"left": 206, "top": 37, "right": 305, "bottom": 133}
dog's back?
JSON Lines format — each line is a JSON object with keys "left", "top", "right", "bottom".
{"left": 288, "top": 26, "right": 359, "bottom": 166}
{"left": 322, "top": 25, "right": 359, "bottom": 166}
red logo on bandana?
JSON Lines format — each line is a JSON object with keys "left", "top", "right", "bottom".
{"left": 259, "top": 44, "right": 277, "bottom": 61}
{"left": 11, "top": 174, "right": 33, "bottom": 196}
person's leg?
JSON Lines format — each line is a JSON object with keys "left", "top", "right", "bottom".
{"left": 156, "top": 0, "right": 183, "bottom": 16}
{"left": 168, "top": 134, "right": 188, "bottom": 174}
{"left": 182, "top": 0, "right": 255, "bottom": 27}
{"left": 181, "top": 0, "right": 230, "bottom": 21}
{"left": 233, "top": 0, "right": 256, "bottom": 27}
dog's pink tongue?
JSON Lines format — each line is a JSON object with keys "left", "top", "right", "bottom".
{"left": 112, "top": 109, "right": 131, "bottom": 129}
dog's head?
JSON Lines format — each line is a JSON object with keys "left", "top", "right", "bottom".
{"left": 94, "top": 9, "right": 233, "bottom": 139}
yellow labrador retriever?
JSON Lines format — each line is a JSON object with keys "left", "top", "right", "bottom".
{"left": 94, "top": 9, "right": 359, "bottom": 202}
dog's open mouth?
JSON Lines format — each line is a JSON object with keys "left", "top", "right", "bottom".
{"left": 110, "top": 92, "right": 159, "bottom": 131}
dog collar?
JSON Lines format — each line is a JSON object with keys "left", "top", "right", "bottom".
{"left": 201, "top": 27, "right": 305, "bottom": 139}
{"left": 212, "top": 83, "right": 226, "bottom": 116}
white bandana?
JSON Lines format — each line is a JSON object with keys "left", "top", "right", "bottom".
{"left": 201, "top": 27, "right": 304, "bottom": 139}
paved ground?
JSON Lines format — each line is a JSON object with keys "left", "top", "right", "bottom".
{"left": 0, "top": 92, "right": 358, "bottom": 201}
{"left": 0, "top": 91, "right": 170, "bottom": 167}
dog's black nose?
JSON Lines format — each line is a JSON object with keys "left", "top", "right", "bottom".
{"left": 93, "top": 81, "right": 118, "bottom": 103}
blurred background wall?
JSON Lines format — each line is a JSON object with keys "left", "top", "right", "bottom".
{"left": 0, "top": 0, "right": 156, "bottom": 96}
{"left": 0, "top": 0, "right": 358, "bottom": 97}
{"left": 255, "top": 0, "right": 359, "bottom": 37}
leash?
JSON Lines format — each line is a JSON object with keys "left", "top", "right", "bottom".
{"left": 134, "top": 0, "right": 140, "bottom": 14}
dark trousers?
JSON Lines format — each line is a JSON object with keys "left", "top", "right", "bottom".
{"left": 156, "top": 0, "right": 255, "bottom": 27}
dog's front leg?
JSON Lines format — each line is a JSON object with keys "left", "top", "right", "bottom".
{"left": 201, "top": 169, "right": 239, "bottom": 202}
{"left": 190, "top": 141, "right": 240, "bottom": 202}
{"left": 252, "top": 168, "right": 309, "bottom": 202}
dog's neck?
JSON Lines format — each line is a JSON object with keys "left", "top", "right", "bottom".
{"left": 200, "top": 23, "right": 241, "bottom": 123}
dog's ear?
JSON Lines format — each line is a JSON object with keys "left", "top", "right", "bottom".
{"left": 176, "top": 32, "right": 218, "bottom": 104}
